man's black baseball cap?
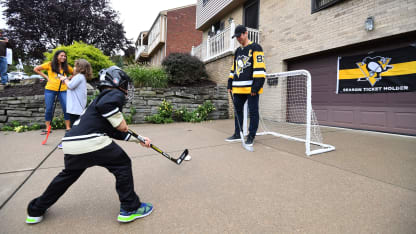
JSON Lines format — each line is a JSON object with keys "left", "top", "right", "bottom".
{"left": 232, "top": 25, "right": 247, "bottom": 38}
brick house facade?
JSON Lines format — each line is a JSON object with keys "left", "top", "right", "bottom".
{"left": 166, "top": 5, "right": 202, "bottom": 56}
{"left": 135, "top": 4, "right": 202, "bottom": 66}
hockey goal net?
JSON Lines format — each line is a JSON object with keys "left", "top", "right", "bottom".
{"left": 248, "top": 70, "right": 335, "bottom": 156}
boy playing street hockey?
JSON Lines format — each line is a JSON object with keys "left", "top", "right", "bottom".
{"left": 26, "top": 66, "right": 153, "bottom": 224}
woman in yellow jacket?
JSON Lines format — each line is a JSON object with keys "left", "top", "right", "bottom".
{"left": 34, "top": 50, "right": 73, "bottom": 133}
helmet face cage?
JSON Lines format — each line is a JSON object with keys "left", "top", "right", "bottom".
{"left": 126, "top": 82, "right": 135, "bottom": 101}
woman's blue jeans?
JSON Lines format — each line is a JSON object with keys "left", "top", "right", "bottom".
{"left": 44, "top": 89, "right": 69, "bottom": 121}
{"left": 0, "top": 57, "right": 8, "bottom": 84}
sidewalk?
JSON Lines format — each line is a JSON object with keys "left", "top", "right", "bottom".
{"left": 0, "top": 120, "right": 415, "bottom": 233}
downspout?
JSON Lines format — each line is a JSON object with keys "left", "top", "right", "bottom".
{"left": 164, "top": 14, "right": 167, "bottom": 61}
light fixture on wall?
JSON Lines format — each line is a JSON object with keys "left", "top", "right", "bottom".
{"left": 228, "top": 17, "right": 233, "bottom": 24}
{"left": 365, "top": 16, "right": 374, "bottom": 31}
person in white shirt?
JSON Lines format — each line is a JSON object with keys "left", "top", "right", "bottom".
{"left": 60, "top": 59, "right": 92, "bottom": 127}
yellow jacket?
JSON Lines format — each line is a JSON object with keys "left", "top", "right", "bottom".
{"left": 41, "top": 62, "right": 73, "bottom": 91}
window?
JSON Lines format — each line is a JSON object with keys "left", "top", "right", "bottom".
{"left": 208, "top": 21, "right": 224, "bottom": 36}
{"left": 244, "top": 0, "right": 259, "bottom": 29}
{"left": 311, "top": 0, "right": 345, "bottom": 13}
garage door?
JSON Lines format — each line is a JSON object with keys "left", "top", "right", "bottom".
{"left": 287, "top": 35, "right": 416, "bottom": 135}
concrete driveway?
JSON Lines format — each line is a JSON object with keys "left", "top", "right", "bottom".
{"left": 1, "top": 120, "right": 415, "bottom": 233}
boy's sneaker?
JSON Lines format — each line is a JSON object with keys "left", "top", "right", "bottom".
{"left": 57, "top": 143, "right": 63, "bottom": 149}
{"left": 26, "top": 215, "right": 43, "bottom": 224}
{"left": 245, "top": 135, "right": 254, "bottom": 146}
{"left": 225, "top": 134, "right": 241, "bottom": 142}
{"left": 117, "top": 202, "right": 153, "bottom": 223}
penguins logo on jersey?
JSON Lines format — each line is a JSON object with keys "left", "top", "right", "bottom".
{"left": 236, "top": 55, "right": 251, "bottom": 77}
{"left": 356, "top": 56, "right": 393, "bottom": 87}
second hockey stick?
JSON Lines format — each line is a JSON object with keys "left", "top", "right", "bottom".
{"left": 229, "top": 92, "right": 254, "bottom": 152}
{"left": 42, "top": 78, "right": 63, "bottom": 145}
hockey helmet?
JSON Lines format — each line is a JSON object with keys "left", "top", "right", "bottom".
{"left": 98, "top": 66, "right": 134, "bottom": 99}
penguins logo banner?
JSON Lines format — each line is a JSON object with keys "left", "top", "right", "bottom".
{"left": 337, "top": 45, "right": 416, "bottom": 94}
{"left": 356, "top": 56, "right": 393, "bottom": 86}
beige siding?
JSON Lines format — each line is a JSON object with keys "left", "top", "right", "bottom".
{"left": 201, "top": 6, "right": 244, "bottom": 44}
{"left": 260, "top": 0, "right": 416, "bottom": 73}
{"left": 196, "top": 0, "right": 234, "bottom": 29}
{"left": 150, "top": 47, "right": 165, "bottom": 66}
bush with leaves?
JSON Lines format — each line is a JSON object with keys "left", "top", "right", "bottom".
{"left": 145, "top": 99, "right": 174, "bottom": 124}
{"left": 124, "top": 65, "right": 168, "bottom": 88}
{"left": 162, "top": 53, "right": 208, "bottom": 86}
{"left": 51, "top": 115, "right": 66, "bottom": 129}
{"left": 1, "top": 120, "right": 20, "bottom": 131}
{"left": 1, "top": 121, "right": 41, "bottom": 132}
{"left": 123, "top": 107, "right": 137, "bottom": 124}
{"left": 147, "top": 100, "right": 215, "bottom": 124}
{"left": 44, "top": 42, "right": 114, "bottom": 79}
{"left": 174, "top": 101, "right": 216, "bottom": 122}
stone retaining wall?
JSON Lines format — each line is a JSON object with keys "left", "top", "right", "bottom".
{"left": 0, "top": 85, "right": 229, "bottom": 128}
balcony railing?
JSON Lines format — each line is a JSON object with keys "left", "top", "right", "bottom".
{"left": 191, "top": 21, "right": 260, "bottom": 62}
{"left": 135, "top": 45, "right": 149, "bottom": 61}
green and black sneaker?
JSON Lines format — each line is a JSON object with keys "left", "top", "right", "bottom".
{"left": 26, "top": 215, "right": 43, "bottom": 224}
{"left": 117, "top": 202, "right": 153, "bottom": 223}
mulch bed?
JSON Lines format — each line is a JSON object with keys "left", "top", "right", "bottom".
{"left": 0, "top": 81, "right": 47, "bottom": 98}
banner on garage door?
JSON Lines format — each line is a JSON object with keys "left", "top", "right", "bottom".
{"left": 336, "top": 45, "right": 416, "bottom": 94}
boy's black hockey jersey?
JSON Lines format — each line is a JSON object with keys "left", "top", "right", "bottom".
{"left": 228, "top": 41, "right": 266, "bottom": 94}
{"left": 62, "top": 89, "right": 135, "bottom": 155}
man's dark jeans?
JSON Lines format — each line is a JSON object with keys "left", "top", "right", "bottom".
{"left": 232, "top": 93, "right": 259, "bottom": 138}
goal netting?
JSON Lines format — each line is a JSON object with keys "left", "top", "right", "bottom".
{"left": 244, "top": 70, "right": 335, "bottom": 156}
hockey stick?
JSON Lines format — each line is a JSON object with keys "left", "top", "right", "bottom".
{"left": 42, "top": 77, "right": 63, "bottom": 145}
{"left": 229, "top": 92, "right": 254, "bottom": 152}
{"left": 128, "top": 129, "right": 189, "bottom": 165}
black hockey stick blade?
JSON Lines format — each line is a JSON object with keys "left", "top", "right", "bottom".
{"left": 175, "top": 149, "right": 189, "bottom": 165}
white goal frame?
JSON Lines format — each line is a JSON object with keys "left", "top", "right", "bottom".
{"left": 243, "top": 70, "right": 335, "bottom": 156}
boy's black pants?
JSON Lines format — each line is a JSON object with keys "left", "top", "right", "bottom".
{"left": 27, "top": 142, "right": 141, "bottom": 217}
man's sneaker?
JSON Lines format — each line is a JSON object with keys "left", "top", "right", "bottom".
{"left": 225, "top": 134, "right": 241, "bottom": 142}
{"left": 245, "top": 135, "right": 254, "bottom": 146}
{"left": 26, "top": 215, "right": 43, "bottom": 224}
{"left": 117, "top": 202, "right": 153, "bottom": 223}
{"left": 57, "top": 143, "right": 63, "bottom": 149}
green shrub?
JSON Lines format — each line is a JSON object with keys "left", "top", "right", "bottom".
{"left": 145, "top": 99, "right": 174, "bottom": 124}
{"left": 174, "top": 101, "right": 215, "bottom": 122}
{"left": 51, "top": 115, "right": 66, "bottom": 129}
{"left": 44, "top": 41, "right": 114, "bottom": 79}
{"left": 1, "top": 122, "right": 41, "bottom": 132}
{"left": 10, "top": 120, "right": 21, "bottom": 127}
{"left": 191, "top": 100, "right": 216, "bottom": 122}
{"left": 124, "top": 65, "right": 168, "bottom": 88}
{"left": 123, "top": 107, "right": 137, "bottom": 124}
{"left": 162, "top": 53, "right": 208, "bottom": 86}
{"left": 147, "top": 100, "right": 215, "bottom": 124}
{"left": 173, "top": 107, "right": 192, "bottom": 122}
{"left": 1, "top": 125, "right": 14, "bottom": 131}
{"left": 28, "top": 123, "right": 41, "bottom": 131}
{"left": 14, "top": 125, "right": 29, "bottom": 133}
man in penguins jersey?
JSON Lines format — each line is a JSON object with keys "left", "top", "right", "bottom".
{"left": 26, "top": 66, "right": 153, "bottom": 224}
{"left": 226, "top": 25, "right": 266, "bottom": 146}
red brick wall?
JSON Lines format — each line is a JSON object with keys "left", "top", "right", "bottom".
{"left": 166, "top": 5, "right": 202, "bottom": 57}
